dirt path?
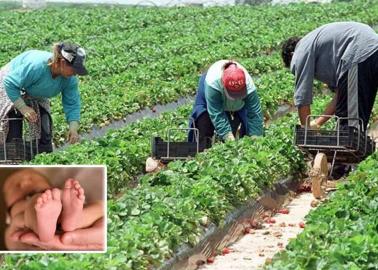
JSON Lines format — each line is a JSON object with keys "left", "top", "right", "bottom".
{"left": 200, "top": 192, "right": 315, "bottom": 270}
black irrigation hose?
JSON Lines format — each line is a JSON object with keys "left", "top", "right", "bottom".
{"left": 56, "top": 96, "right": 194, "bottom": 150}
{"left": 57, "top": 97, "right": 294, "bottom": 151}
{"left": 159, "top": 175, "right": 302, "bottom": 270}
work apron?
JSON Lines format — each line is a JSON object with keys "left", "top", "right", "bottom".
{"left": 0, "top": 64, "right": 51, "bottom": 145}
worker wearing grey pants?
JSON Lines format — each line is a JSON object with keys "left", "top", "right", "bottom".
{"left": 281, "top": 22, "right": 378, "bottom": 130}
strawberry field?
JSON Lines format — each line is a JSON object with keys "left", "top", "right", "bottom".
{"left": 1, "top": 2, "right": 377, "bottom": 144}
{"left": 267, "top": 154, "right": 378, "bottom": 269}
{"left": 2, "top": 0, "right": 378, "bottom": 269}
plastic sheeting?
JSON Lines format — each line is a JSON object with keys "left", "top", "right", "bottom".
{"left": 159, "top": 175, "right": 302, "bottom": 270}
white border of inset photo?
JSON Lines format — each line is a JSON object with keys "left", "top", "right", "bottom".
{"left": 0, "top": 164, "right": 107, "bottom": 254}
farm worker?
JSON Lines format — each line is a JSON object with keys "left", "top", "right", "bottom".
{"left": 0, "top": 41, "right": 87, "bottom": 152}
{"left": 281, "top": 22, "right": 378, "bottom": 130}
{"left": 188, "top": 60, "right": 264, "bottom": 145}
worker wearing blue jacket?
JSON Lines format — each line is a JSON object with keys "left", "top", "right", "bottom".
{"left": 188, "top": 60, "right": 263, "bottom": 145}
{"left": 0, "top": 42, "right": 87, "bottom": 149}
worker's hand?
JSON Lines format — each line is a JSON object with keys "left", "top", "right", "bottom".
{"left": 309, "top": 120, "right": 321, "bottom": 130}
{"left": 15, "top": 218, "right": 105, "bottom": 251}
{"left": 67, "top": 121, "right": 80, "bottom": 144}
{"left": 20, "top": 106, "right": 38, "bottom": 123}
{"left": 13, "top": 98, "right": 38, "bottom": 123}
{"left": 225, "top": 132, "right": 235, "bottom": 141}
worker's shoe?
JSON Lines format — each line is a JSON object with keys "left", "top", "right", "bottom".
{"left": 331, "top": 164, "right": 351, "bottom": 180}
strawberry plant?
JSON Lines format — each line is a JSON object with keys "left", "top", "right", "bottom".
{"left": 2, "top": 1, "right": 378, "bottom": 269}
{"left": 1, "top": 2, "right": 377, "bottom": 144}
{"left": 8, "top": 93, "right": 330, "bottom": 269}
{"left": 2, "top": 95, "right": 335, "bottom": 269}
{"left": 29, "top": 69, "right": 301, "bottom": 194}
{"left": 267, "top": 153, "right": 378, "bottom": 269}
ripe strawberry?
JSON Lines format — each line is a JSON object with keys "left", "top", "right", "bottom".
{"left": 299, "top": 222, "right": 305, "bottom": 228}
{"left": 278, "top": 208, "right": 289, "bottom": 214}
{"left": 207, "top": 257, "right": 215, "bottom": 264}
{"left": 267, "top": 218, "right": 276, "bottom": 224}
{"left": 222, "top": 247, "right": 231, "bottom": 255}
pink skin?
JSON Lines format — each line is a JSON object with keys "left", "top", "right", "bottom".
{"left": 61, "top": 179, "right": 85, "bottom": 232}
{"left": 12, "top": 217, "right": 105, "bottom": 251}
{"left": 34, "top": 188, "right": 62, "bottom": 242}
{"left": 5, "top": 174, "right": 103, "bottom": 250}
{"left": 51, "top": 59, "right": 76, "bottom": 78}
{"left": 3, "top": 169, "right": 51, "bottom": 209}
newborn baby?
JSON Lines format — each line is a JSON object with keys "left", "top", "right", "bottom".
{"left": 3, "top": 169, "right": 103, "bottom": 249}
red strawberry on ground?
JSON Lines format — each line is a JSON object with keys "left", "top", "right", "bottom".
{"left": 278, "top": 208, "right": 289, "bottom": 214}
{"left": 207, "top": 257, "right": 215, "bottom": 264}
{"left": 222, "top": 247, "right": 231, "bottom": 255}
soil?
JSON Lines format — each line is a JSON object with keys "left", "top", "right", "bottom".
{"left": 199, "top": 192, "right": 316, "bottom": 270}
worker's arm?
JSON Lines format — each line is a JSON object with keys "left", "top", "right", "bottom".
{"left": 3, "top": 63, "right": 39, "bottom": 122}
{"left": 298, "top": 104, "right": 311, "bottom": 126}
{"left": 62, "top": 77, "right": 81, "bottom": 144}
{"left": 245, "top": 90, "right": 264, "bottom": 136}
{"left": 61, "top": 77, "right": 81, "bottom": 123}
{"left": 205, "top": 84, "right": 233, "bottom": 140}
{"left": 292, "top": 49, "right": 316, "bottom": 125}
{"left": 312, "top": 90, "right": 338, "bottom": 127}
{"left": 3, "top": 63, "right": 36, "bottom": 102}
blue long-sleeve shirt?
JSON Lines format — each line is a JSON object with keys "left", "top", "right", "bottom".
{"left": 3, "top": 50, "right": 81, "bottom": 122}
{"left": 204, "top": 60, "right": 263, "bottom": 139}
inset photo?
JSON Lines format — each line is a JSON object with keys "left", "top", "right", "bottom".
{"left": 0, "top": 165, "right": 106, "bottom": 252}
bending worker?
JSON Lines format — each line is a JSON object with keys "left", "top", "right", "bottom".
{"left": 188, "top": 60, "right": 263, "bottom": 145}
{"left": 281, "top": 22, "right": 378, "bottom": 130}
{"left": 0, "top": 41, "right": 88, "bottom": 152}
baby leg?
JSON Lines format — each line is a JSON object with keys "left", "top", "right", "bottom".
{"left": 76, "top": 200, "right": 104, "bottom": 229}
{"left": 61, "top": 179, "right": 85, "bottom": 232}
{"left": 24, "top": 189, "right": 62, "bottom": 242}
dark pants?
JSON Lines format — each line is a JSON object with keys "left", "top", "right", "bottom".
{"left": 195, "top": 111, "right": 244, "bottom": 145}
{"left": 336, "top": 50, "right": 378, "bottom": 130}
{"left": 6, "top": 109, "right": 23, "bottom": 142}
{"left": 6, "top": 106, "right": 53, "bottom": 154}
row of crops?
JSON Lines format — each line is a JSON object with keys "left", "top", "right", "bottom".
{"left": 1, "top": 105, "right": 305, "bottom": 269}
{"left": 30, "top": 69, "right": 303, "bottom": 195}
{"left": 2, "top": 0, "right": 378, "bottom": 269}
{"left": 3, "top": 97, "right": 330, "bottom": 269}
{"left": 267, "top": 155, "right": 378, "bottom": 269}
{"left": 1, "top": 1, "right": 377, "bottom": 143}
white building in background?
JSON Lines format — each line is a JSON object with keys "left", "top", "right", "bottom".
{"left": 22, "top": 0, "right": 46, "bottom": 8}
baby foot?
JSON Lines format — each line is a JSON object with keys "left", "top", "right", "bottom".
{"left": 35, "top": 188, "right": 62, "bottom": 242}
{"left": 61, "top": 179, "right": 85, "bottom": 232}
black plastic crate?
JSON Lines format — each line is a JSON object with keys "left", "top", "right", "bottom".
{"left": 24, "top": 141, "right": 53, "bottom": 160}
{"left": 0, "top": 139, "right": 53, "bottom": 162}
{"left": 152, "top": 137, "right": 211, "bottom": 160}
{"left": 295, "top": 125, "right": 375, "bottom": 159}
{"left": 0, "top": 138, "right": 27, "bottom": 161}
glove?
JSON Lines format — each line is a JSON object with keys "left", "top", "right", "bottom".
{"left": 67, "top": 121, "right": 80, "bottom": 144}
{"left": 225, "top": 132, "right": 235, "bottom": 141}
{"left": 309, "top": 120, "right": 321, "bottom": 130}
{"left": 13, "top": 98, "right": 38, "bottom": 123}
